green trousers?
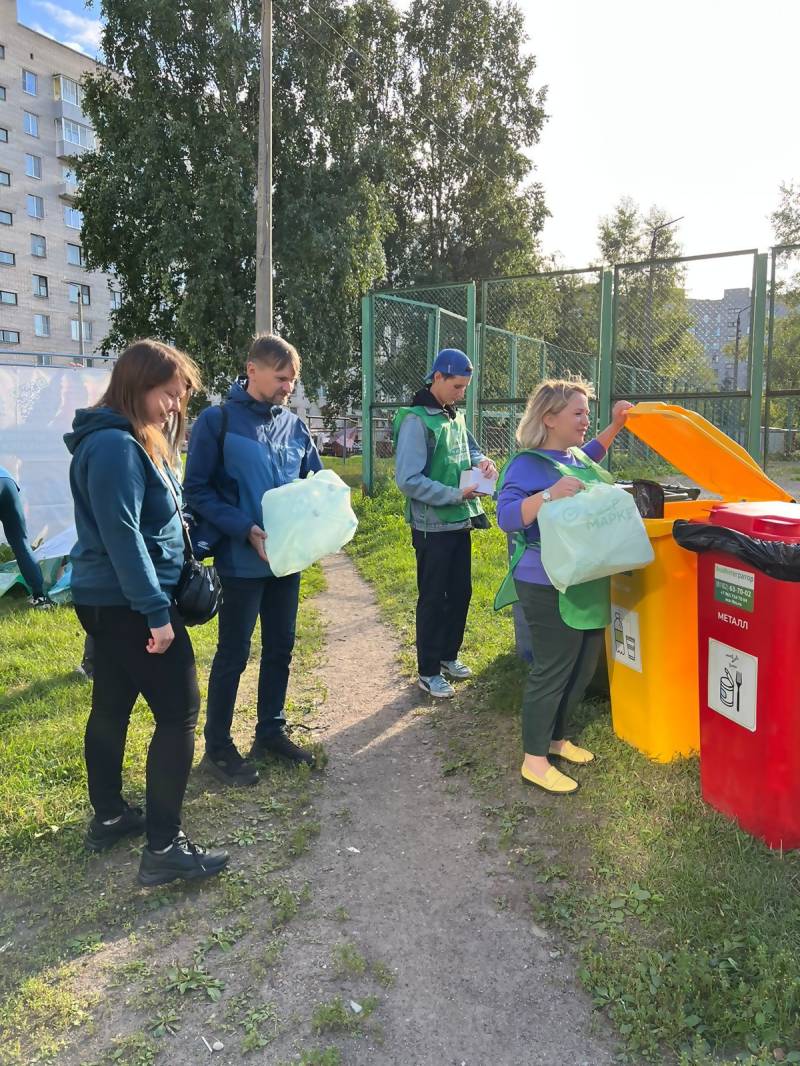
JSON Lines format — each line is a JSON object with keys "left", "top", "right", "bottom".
{"left": 515, "top": 579, "right": 604, "bottom": 756}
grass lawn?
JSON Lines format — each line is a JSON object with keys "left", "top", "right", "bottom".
{"left": 347, "top": 485, "right": 800, "bottom": 1066}
{"left": 0, "top": 569, "right": 347, "bottom": 1066}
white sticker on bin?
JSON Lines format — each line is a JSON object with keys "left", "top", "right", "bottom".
{"left": 610, "top": 604, "right": 642, "bottom": 673}
{"left": 707, "top": 638, "right": 757, "bottom": 732}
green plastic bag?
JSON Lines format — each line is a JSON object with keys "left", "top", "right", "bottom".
{"left": 537, "top": 481, "right": 654, "bottom": 593}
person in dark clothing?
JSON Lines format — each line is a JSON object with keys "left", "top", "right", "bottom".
{"left": 0, "top": 466, "right": 54, "bottom": 609}
{"left": 184, "top": 334, "right": 322, "bottom": 787}
{"left": 393, "top": 349, "right": 497, "bottom": 698}
{"left": 65, "top": 339, "right": 229, "bottom": 886}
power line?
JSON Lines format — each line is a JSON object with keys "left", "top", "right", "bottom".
{"left": 272, "top": 0, "right": 513, "bottom": 186}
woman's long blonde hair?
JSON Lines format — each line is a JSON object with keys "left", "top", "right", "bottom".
{"left": 95, "top": 339, "right": 201, "bottom": 464}
{"left": 516, "top": 379, "right": 594, "bottom": 449}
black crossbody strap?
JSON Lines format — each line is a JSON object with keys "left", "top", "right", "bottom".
{"left": 159, "top": 464, "right": 194, "bottom": 564}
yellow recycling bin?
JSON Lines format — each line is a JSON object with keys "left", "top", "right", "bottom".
{"left": 607, "top": 402, "right": 791, "bottom": 762}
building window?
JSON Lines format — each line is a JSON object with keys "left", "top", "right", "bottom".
{"left": 25, "top": 153, "right": 41, "bottom": 179}
{"left": 53, "top": 74, "right": 81, "bottom": 108}
{"left": 62, "top": 165, "right": 77, "bottom": 186}
{"left": 0, "top": 289, "right": 17, "bottom": 304}
{"left": 110, "top": 289, "right": 122, "bottom": 310}
{"left": 32, "top": 274, "right": 48, "bottom": 297}
{"left": 60, "top": 118, "right": 94, "bottom": 149}
{"left": 0, "top": 209, "right": 11, "bottom": 225}
{"left": 0, "top": 330, "right": 20, "bottom": 344}
{"left": 66, "top": 242, "right": 83, "bottom": 266}
{"left": 22, "top": 70, "right": 37, "bottom": 96}
{"left": 0, "top": 250, "right": 14, "bottom": 265}
{"left": 0, "top": 170, "right": 9, "bottom": 186}
{"left": 64, "top": 206, "right": 83, "bottom": 229}
{"left": 0, "top": 87, "right": 6, "bottom": 102}
{"left": 0, "top": 127, "right": 7, "bottom": 142}
{"left": 26, "top": 194, "right": 44, "bottom": 219}
{"left": 71, "top": 319, "right": 92, "bottom": 342}
{"left": 23, "top": 112, "right": 38, "bottom": 137}
{"left": 30, "top": 233, "right": 46, "bottom": 257}
{"left": 69, "top": 282, "right": 90, "bottom": 305}
{"left": 0, "top": 46, "right": 5, "bottom": 61}
{"left": 33, "top": 313, "right": 50, "bottom": 337}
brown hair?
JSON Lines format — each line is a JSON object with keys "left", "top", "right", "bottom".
{"left": 95, "top": 339, "right": 201, "bottom": 464}
{"left": 516, "top": 378, "right": 594, "bottom": 449}
{"left": 248, "top": 333, "right": 301, "bottom": 374}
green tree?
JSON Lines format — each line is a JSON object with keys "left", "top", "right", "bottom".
{"left": 598, "top": 198, "right": 713, "bottom": 393}
{"left": 389, "top": 0, "right": 548, "bottom": 283}
{"left": 78, "top": 0, "right": 397, "bottom": 410}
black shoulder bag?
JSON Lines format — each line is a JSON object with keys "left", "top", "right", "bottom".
{"left": 161, "top": 467, "right": 223, "bottom": 627}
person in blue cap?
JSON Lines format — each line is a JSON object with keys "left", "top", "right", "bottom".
{"left": 393, "top": 349, "right": 497, "bottom": 698}
{"left": 0, "top": 464, "right": 54, "bottom": 609}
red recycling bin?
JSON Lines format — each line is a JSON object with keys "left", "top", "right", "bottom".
{"left": 696, "top": 501, "right": 800, "bottom": 849}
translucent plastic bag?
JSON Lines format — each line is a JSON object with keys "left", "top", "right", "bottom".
{"left": 537, "top": 482, "right": 654, "bottom": 592}
{"left": 260, "top": 469, "right": 358, "bottom": 577}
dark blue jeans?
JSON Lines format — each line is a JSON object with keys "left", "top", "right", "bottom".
{"left": 204, "top": 572, "right": 301, "bottom": 754}
{"left": 0, "top": 477, "right": 43, "bottom": 596}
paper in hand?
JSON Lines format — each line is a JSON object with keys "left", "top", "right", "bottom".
{"left": 459, "top": 467, "right": 498, "bottom": 495}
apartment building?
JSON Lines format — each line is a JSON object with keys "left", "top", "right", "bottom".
{"left": 0, "top": 0, "right": 118, "bottom": 362}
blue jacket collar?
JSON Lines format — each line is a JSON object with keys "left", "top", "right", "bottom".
{"left": 228, "top": 377, "right": 285, "bottom": 420}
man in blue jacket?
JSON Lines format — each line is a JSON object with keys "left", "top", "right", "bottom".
{"left": 184, "top": 335, "right": 322, "bottom": 786}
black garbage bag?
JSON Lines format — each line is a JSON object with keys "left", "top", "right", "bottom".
{"left": 631, "top": 480, "right": 665, "bottom": 518}
{"left": 673, "top": 519, "right": 800, "bottom": 582}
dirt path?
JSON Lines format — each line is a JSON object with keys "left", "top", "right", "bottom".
{"left": 264, "top": 554, "right": 617, "bottom": 1065}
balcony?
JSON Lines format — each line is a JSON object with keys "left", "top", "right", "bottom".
{"left": 58, "top": 181, "right": 78, "bottom": 202}
{"left": 57, "top": 139, "right": 90, "bottom": 161}
{"left": 54, "top": 97, "right": 92, "bottom": 127}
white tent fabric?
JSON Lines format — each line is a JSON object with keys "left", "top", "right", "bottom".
{"left": 0, "top": 364, "right": 111, "bottom": 545}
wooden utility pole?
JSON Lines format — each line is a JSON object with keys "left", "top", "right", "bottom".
{"left": 255, "top": 0, "right": 273, "bottom": 335}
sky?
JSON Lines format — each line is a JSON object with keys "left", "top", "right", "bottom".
{"left": 18, "top": 0, "right": 800, "bottom": 297}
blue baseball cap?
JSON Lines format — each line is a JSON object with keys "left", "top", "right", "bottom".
{"left": 425, "top": 348, "right": 474, "bottom": 382}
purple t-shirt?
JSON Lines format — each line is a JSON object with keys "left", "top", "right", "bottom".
{"left": 496, "top": 440, "right": 607, "bottom": 585}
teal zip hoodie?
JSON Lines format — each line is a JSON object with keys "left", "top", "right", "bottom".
{"left": 64, "top": 408, "right": 184, "bottom": 629}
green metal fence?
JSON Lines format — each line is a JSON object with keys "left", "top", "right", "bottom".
{"left": 361, "top": 248, "right": 794, "bottom": 493}
{"left": 764, "top": 244, "right": 800, "bottom": 473}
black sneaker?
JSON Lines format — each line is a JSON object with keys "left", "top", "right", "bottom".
{"left": 137, "top": 832, "right": 229, "bottom": 887}
{"left": 29, "top": 594, "right": 56, "bottom": 610}
{"left": 200, "top": 747, "right": 259, "bottom": 787}
{"left": 85, "top": 803, "right": 145, "bottom": 853}
{"left": 249, "top": 731, "right": 315, "bottom": 767}
{"left": 75, "top": 657, "right": 94, "bottom": 682}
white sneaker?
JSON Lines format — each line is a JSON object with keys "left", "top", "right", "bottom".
{"left": 441, "top": 659, "right": 472, "bottom": 680}
{"left": 418, "top": 674, "right": 455, "bottom": 699}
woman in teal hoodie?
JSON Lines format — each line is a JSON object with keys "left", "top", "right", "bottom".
{"left": 65, "top": 340, "right": 228, "bottom": 887}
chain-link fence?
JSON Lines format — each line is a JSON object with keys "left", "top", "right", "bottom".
{"left": 478, "top": 269, "right": 602, "bottom": 464}
{"left": 609, "top": 249, "right": 762, "bottom": 477}
{"left": 363, "top": 282, "right": 476, "bottom": 488}
{"left": 764, "top": 244, "right": 800, "bottom": 476}
{"left": 362, "top": 249, "right": 786, "bottom": 493}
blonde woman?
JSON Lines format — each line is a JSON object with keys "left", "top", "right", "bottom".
{"left": 65, "top": 340, "right": 229, "bottom": 886}
{"left": 496, "top": 380, "right": 631, "bottom": 794}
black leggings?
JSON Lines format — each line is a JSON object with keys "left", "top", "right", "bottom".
{"left": 74, "top": 604, "right": 200, "bottom": 850}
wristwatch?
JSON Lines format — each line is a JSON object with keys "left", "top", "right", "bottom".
{"left": 541, "top": 489, "right": 552, "bottom": 503}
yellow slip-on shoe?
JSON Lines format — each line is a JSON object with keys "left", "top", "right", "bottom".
{"left": 520, "top": 764, "right": 578, "bottom": 794}
{"left": 549, "top": 740, "right": 594, "bottom": 765}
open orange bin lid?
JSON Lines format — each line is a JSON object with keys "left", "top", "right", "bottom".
{"left": 623, "top": 402, "right": 793, "bottom": 504}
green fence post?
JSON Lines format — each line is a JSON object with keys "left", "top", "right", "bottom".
{"left": 508, "top": 334, "right": 518, "bottom": 454}
{"left": 465, "top": 282, "right": 477, "bottom": 435}
{"left": 746, "top": 252, "right": 768, "bottom": 463}
{"left": 597, "top": 269, "right": 614, "bottom": 431}
{"left": 361, "top": 293, "right": 374, "bottom": 495}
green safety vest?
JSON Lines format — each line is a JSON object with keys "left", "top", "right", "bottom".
{"left": 393, "top": 406, "right": 485, "bottom": 525}
{"left": 493, "top": 447, "right": 615, "bottom": 631}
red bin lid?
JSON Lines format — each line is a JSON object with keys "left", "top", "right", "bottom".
{"left": 709, "top": 501, "right": 800, "bottom": 542}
